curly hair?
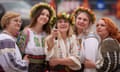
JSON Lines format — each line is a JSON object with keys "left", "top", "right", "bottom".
{"left": 1, "top": 11, "right": 20, "bottom": 29}
{"left": 101, "top": 17, "right": 120, "bottom": 43}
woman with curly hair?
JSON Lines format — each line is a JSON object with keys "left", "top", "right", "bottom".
{"left": 0, "top": 11, "right": 28, "bottom": 72}
{"left": 96, "top": 17, "right": 120, "bottom": 72}
{"left": 16, "top": 2, "right": 55, "bottom": 72}
{"left": 45, "top": 12, "right": 81, "bottom": 72}
{"left": 72, "top": 7, "right": 99, "bottom": 72}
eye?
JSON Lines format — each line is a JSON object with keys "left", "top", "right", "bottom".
{"left": 96, "top": 24, "right": 99, "bottom": 27}
{"left": 57, "top": 20, "right": 62, "bottom": 23}
{"left": 101, "top": 24, "right": 105, "bottom": 27}
{"left": 41, "top": 12, "right": 50, "bottom": 18}
{"left": 64, "top": 20, "right": 69, "bottom": 23}
{"left": 78, "top": 17, "right": 81, "bottom": 20}
{"left": 83, "top": 18, "right": 88, "bottom": 22}
{"left": 14, "top": 19, "right": 22, "bottom": 23}
{"left": 46, "top": 14, "right": 50, "bottom": 18}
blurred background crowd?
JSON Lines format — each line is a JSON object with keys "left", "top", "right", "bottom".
{"left": 0, "top": 0, "right": 120, "bottom": 30}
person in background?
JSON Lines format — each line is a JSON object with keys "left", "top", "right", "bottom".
{"left": 45, "top": 12, "right": 81, "bottom": 72}
{"left": 0, "top": 11, "right": 28, "bottom": 72}
{"left": 95, "top": 17, "right": 120, "bottom": 72}
{"left": 16, "top": 2, "right": 55, "bottom": 72}
{"left": 72, "top": 6, "right": 99, "bottom": 72}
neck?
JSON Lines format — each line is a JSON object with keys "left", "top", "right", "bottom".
{"left": 3, "top": 29, "right": 16, "bottom": 37}
{"left": 100, "top": 34, "right": 109, "bottom": 40}
{"left": 77, "top": 28, "right": 83, "bottom": 34}
{"left": 61, "top": 32, "right": 67, "bottom": 40}
{"left": 32, "top": 25, "right": 43, "bottom": 34}
{"left": 77, "top": 29, "right": 87, "bottom": 36}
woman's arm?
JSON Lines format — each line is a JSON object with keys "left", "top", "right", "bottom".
{"left": 0, "top": 39, "right": 28, "bottom": 72}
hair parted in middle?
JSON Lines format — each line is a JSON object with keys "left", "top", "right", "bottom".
{"left": 71, "top": 6, "right": 96, "bottom": 25}
{"left": 29, "top": 2, "right": 56, "bottom": 34}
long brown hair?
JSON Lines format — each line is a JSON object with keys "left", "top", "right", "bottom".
{"left": 29, "top": 6, "right": 53, "bottom": 34}
{"left": 101, "top": 17, "right": 120, "bottom": 43}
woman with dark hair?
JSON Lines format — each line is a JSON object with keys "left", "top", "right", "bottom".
{"left": 95, "top": 17, "right": 120, "bottom": 72}
{"left": 16, "top": 2, "right": 55, "bottom": 72}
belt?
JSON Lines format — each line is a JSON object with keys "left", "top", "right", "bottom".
{"left": 28, "top": 55, "right": 46, "bottom": 64}
{"left": 28, "top": 55, "right": 45, "bottom": 59}
{"left": 29, "top": 58, "right": 45, "bottom": 64}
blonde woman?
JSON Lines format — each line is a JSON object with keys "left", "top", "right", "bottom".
{"left": 0, "top": 11, "right": 28, "bottom": 72}
{"left": 72, "top": 7, "right": 99, "bottom": 72}
{"left": 45, "top": 12, "right": 81, "bottom": 72}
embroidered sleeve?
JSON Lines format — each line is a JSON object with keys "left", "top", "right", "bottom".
{"left": 0, "top": 39, "right": 28, "bottom": 72}
{"left": 16, "top": 31, "right": 28, "bottom": 56}
{"left": 44, "top": 36, "right": 56, "bottom": 60}
{"left": 68, "top": 35, "right": 81, "bottom": 70}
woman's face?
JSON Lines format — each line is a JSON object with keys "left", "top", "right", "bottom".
{"left": 37, "top": 9, "right": 50, "bottom": 25}
{"left": 6, "top": 16, "right": 22, "bottom": 35}
{"left": 75, "top": 12, "right": 89, "bottom": 30}
{"left": 57, "top": 19, "right": 69, "bottom": 33}
{"left": 96, "top": 19, "right": 109, "bottom": 38}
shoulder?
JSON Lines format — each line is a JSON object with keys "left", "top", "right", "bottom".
{"left": 102, "top": 37, "right": 115, "bottom": 44}
{"left": 85, "top": 32, "right": 100, "bottom": 42}
{"left": 69, "top": 34, "right": 77, "bottom": 41}
{"left": 22, "top": 28, "right": 30, "bottom": 35}
{"left": 101, "top": 37, "right": 119, "bottom": 52}
{"left": 86, "top": 32, "right": 99, "bottom": 38}
{"left": 0, "top": 38, "right": 15, "bottom": 49}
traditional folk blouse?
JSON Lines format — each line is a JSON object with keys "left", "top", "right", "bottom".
{"left": 96, "top": 37, "right": 120, "bottom": 72}
{"left": 25, "top": 29, "right": 46, "bottom": 55}
{"left": 0, "top": 33, "right": 28, "bottom": 72}
{"left": 76, "top": 32, "right": 99, "bottom": 72}
{"left": 17, "top": 28, "right": 47, "bottom": 56}
{"left": 45, "top": 35, "right": 81, "bottom": 70}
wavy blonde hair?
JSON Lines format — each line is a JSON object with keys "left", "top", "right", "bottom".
{"left": 1, "top": 11, "right": 20, "bottom": 29}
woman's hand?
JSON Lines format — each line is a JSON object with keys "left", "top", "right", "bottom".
{"left": 49, "top": 58, "right": 60, "bottom": 67}
{"left": 23, "top": 54, "right": 29, "bottom": 63}
{"left": 84, "top": 58, "right": 96, "bottom": 68}
{"left": 47, "top": 29, "right": 59, "bottom": 51}
{"left": 51, "top": 28, "right": 59, "bottom": 39}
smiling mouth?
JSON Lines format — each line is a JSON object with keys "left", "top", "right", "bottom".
{"left": 60, "top": 27, "right": 67, "bottom": 29}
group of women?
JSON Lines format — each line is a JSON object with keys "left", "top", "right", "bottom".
{"left": 0, "top": 2, "right": 120, "bottom": 72}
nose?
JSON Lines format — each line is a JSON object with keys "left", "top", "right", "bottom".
{"left": 61, "top": 22, "right": 66, "bottom": 25}
{"left": 79, "top": 19, "right": 84, "bottom": 23}
{"left": 97, "top": 25, "right": 101, "bottom": 28}
{"left": 43, "top": 14, "right": 48, "bottom": 18}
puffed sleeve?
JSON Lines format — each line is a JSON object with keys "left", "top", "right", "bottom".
{"left": 45, "top": 35, "right": 56, "bottom": 61}
{"left": 96, "top": 38, "right": 120, "bottom": 72}
{"left": 67, "top": 35, "right": 81, "bottom": 70}
{"left": 84, "top": 37, "right": 99, "bottom": 62}
{"left": 0, "top": 39, "right": 28, "bottom": 72}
